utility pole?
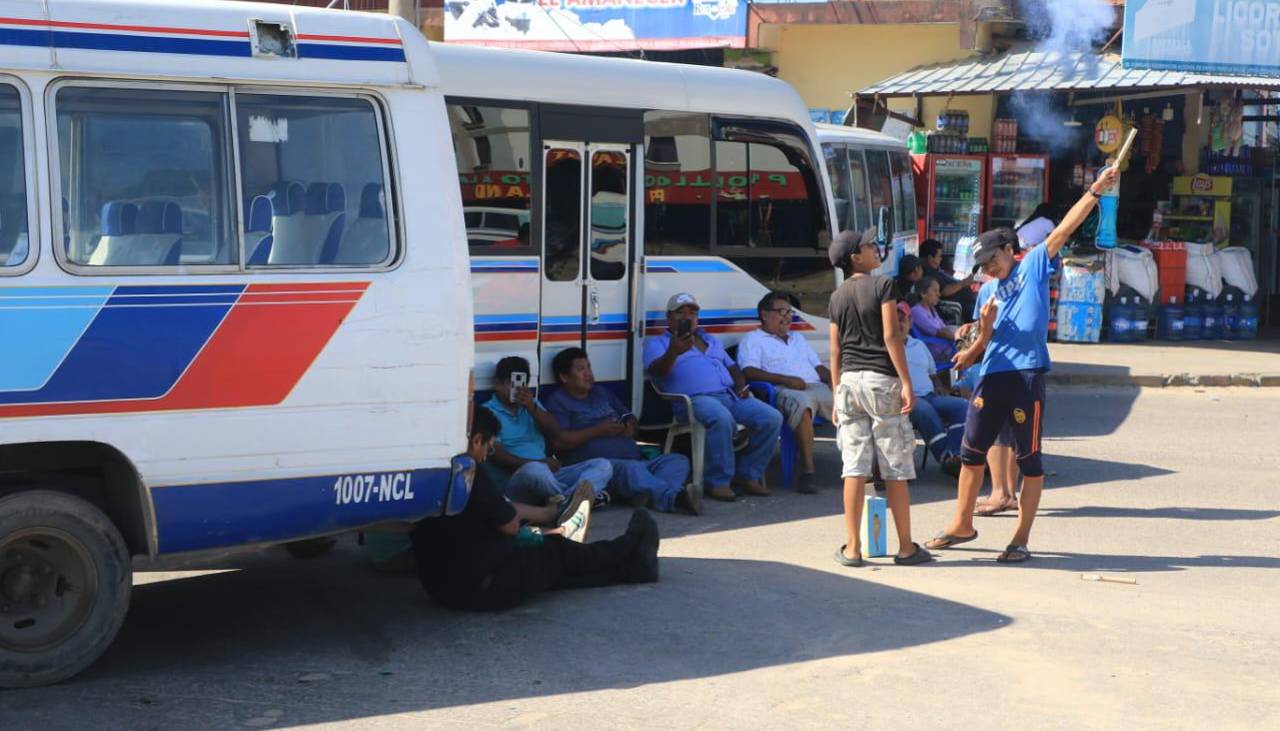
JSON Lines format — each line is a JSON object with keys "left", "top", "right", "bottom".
{"left": 388, "top": 0, "right": 419, "bottom": 28}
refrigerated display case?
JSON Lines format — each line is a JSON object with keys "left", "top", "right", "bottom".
{"left": 987, "top": 154, "right": 1048, "bottom": 231}
{"left": 912, "top": 154, "right": 986, "bottom": 254}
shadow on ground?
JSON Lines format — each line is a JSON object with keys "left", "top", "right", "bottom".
{"left": 923, "top": 547, "right": 1280, "bottom": 574}
{"left": 2, "top": 553, "right": 1007, "bottom": 727}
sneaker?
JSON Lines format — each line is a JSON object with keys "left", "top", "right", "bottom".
{"left": 558, "top": 497, "right": 591, "bottom": 543}
{"left": 556, "top": 482, "right": 594, "bottom": 529}
{"left": 941, "top": 455, "right": 963, "bottom": 478}
{"left": 797, "top": 472, "right": 818, "bottom": 494}
{"left": 592, "top": 490, "right": 612, "bottom": 509}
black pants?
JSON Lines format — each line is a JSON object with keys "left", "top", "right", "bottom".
{"left": 430, "top": 533, "right": 641, "bottom": 612}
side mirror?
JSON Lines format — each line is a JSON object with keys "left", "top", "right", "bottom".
{"left": 877, "top": 206, "right": 893, "bottom": 261}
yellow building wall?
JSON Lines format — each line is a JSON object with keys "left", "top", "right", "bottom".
{"left": 761, "top": 23, "right": 996, "bottom": 138}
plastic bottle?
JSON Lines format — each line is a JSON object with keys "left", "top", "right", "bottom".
{"left": 1222, "top": 294, "right": 1239, "bottom": 340}
{"left": 1238, "top": 295, "right": 1259, "bottom": 340}
{"left": 908, "top": 129, "right": 927, "bottom": 154}
{"left": 1109, "top": 297, "right": 1132, "bottom": 342}
{"left": 1203, "top": 297, "right": 1221, "bottom": 339}
{"left": 1183, "top": 289, "right": 1204, "bottom": 340}
{"left": 1158, "top": 296, "right": 1185, "bottom": 341}
{"left": 1131, "top": 297, "right": 1150, "bottom": 341}
{"left": 1096, "top": 175, "right": 1120, "bottom": 249}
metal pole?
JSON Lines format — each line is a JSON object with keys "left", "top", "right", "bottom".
{"left": 389, "top": 0, "right": 419, "bottom": 27}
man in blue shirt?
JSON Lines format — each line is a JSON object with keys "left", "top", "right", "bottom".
{"left": 643, "top": 292, "right": 782, "bottom": 502}
{"left": 545, "top": 347, "right": 696, "bottom": 514}
{"left": 483, "top": 356, "right": 613, "bottom": 506}
{"left": 926, "top": 166, "right": 1119, "bottom": 564}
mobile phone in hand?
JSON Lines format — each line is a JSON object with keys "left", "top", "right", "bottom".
{"left": 677, "top": 319, "right": 692, "bottom": 337}
{"left": 510, "top": 371, "right": 527, "bottom": 402}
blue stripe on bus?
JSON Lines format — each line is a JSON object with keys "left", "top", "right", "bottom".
{"left": 0, "top": 29, "right": 405, "bottom": 63}
{"left": 474, "top": 313, "right": 538, "bottom": 324}
{"left": 645, "top": 260, "right": 734, "bottom": 273}
{"left": 151, "top": 467, "right": 451, "bottom": 553}
{"left": 0, "top": 287, "right": 114, "bottom": 391}
{"left": 298, "top": 43, "right": 406, "bottom": 63}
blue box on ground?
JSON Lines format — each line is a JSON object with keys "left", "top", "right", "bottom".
{"left": 861, "top": 495, "right": 887, "bottom": 558}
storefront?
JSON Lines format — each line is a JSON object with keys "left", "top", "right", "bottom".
{"left": 856, "top": 47, "right": 1279, "bottom": 340}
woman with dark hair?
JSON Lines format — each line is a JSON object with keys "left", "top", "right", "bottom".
{"left": 910, "top": 276, "right": 957, "bottom": 363}
{"left": 1015, "top": 202, "right": 1061, "bottom": 250}
{"left": 895, "top": 254, "right": 924, "bottom": 302}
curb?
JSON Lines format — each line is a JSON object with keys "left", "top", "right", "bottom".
{"left": 1047, "top": 372, "right": 1280, "bottom": 388}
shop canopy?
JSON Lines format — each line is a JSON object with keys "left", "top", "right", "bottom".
{"left": 857, "top": 48, "right": 1280, "bottom": 100}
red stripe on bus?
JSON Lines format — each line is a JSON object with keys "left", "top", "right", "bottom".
{"left": 0, "top": 16, "right": 249, "bottom": 38}
{"left": 295, "top": 33, "right": 402, "bottom": 45}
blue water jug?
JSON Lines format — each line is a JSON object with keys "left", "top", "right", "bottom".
{"left": 1109, "top": 297, "right": 1132, "bottom": 342}
{"left": 1203, "top": 300, "right": 1222, "bottom": 339}
{"left": 1132, "top": 298, "right": 1150, "bottom": 341}
{"left": 1158, "top": 297, "right": 1185, "bottom": 341}
{"left": 1183, "top": 290, "right": 1204, "bottom": 340}
{"left": 1222, "top": 294, "right": 1239, "bottom": 340}
{"left": 1238, "top": 295, "right": 1259, "bottom": 340}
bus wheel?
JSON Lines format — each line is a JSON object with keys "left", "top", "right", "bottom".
{"left": 283, "top": 537, "right": 338, "bottom": 559}
{"left": 0, "top": 490, "right": 131, "bottom": 689}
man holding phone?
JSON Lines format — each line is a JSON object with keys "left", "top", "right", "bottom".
{"left": 643, "top": 293, "right": 783, "bottom": 502}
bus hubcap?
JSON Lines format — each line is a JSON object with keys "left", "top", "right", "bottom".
{"left": 0, "top": 529, "right": 98, "bottom": 653}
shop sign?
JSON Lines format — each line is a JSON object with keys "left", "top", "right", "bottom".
{"left": 1095, "top": 116, "right": 1125, "bottom": 154}
{"left": 1124, "top": 0, "right": 1280, "bottom": 76}
{"left": 1172, "top": 173, "right": 1234, "bottom": 196}
{"left": 444, "top": 0, "right": 747, "bottom": 52}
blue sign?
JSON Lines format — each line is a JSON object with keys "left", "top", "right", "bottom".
{"left": 1124, "top": 0, "right": 1280, "bottom": 75}
{"left": 808, "top": 109, "right": 831, "bottom": 124}
{"left": 444, "top": 0, "right": 746, "bottom": 52}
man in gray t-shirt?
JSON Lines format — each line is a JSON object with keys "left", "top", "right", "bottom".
{"left": 827, "top": 228, "right": 931, "bottom": 568}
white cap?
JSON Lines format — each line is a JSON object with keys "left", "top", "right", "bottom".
{"left": 666, "top": 292, "right": 700, "bottom": 312}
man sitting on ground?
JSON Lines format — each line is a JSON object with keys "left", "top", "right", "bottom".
{"left": 483, "top": 356, "right": 613, "bottom": 506}
{"left": 409, "top": 409, "right": 659, "bottom": 612}
{"left": 644, "top": 293, "right": 783, "bottom": 502}
{"left": 546, "top": 347, "right": 697, "bottom": 514}
{"left": 898, "top": 302, "right": 966, "bottom": 477}
{"left": 735, "top": 291, "right": 833, "bottom": 494}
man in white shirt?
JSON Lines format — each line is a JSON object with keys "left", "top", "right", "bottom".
{"left": 898, "top": 303, "right": 966, "bottom": 477}
{"left": 736, "top": 291, "right": 833, "bottom": 493}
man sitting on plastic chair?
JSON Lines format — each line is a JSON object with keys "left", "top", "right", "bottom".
{"left": 643, "top": 292, "right": 782, "bottom": 503}
{"left": 899, "top": 302, "right": 966, "bottom": 478}
{"left": 735, "top": 291, "right": 833, "bottom": 494}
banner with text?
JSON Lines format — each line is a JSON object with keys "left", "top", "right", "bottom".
{"left": 1124, "top": 0, "right": 1280, "bottom": 75}
{"left": 444, "top": 0, "right": 746, "bottom": 52}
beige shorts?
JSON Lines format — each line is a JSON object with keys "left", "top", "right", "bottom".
{"left": 775, "top": 383, "right": 835, "bottom": 430}
{"left": 834, "top": 371, "right": 917, "bottom": 481}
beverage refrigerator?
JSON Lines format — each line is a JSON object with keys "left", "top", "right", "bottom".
{"left": 986, "top": 153, "right": 1049, "bottom": 231}
{"left": 911, "top": 153, "right": 986, "bottom": 254}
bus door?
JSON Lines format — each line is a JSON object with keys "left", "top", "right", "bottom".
{"left": 537, "top": 107, "right": 641, "bottom": 398}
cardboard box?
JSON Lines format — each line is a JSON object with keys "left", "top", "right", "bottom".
{"left": 861, "top": 495, "right": 888, "bottom": 558}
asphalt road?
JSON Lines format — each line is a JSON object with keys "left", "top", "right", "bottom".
{"left": 4, "top": 387, "right": 1279, "bottom": 729}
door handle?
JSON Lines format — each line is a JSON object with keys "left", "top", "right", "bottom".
{"left": 589, "top": 287, "right": 601, "bottom": 325}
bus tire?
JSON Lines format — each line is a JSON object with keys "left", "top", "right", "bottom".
{"left": 0, "top": 490, "right": 132, "bottom": 689}
{"left": 283, "top": 537, "right": 338, "bottom": 559}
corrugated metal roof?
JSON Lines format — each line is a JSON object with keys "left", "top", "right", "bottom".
{"left": 858, "top": 48, "right": 1280, "bottom": 97}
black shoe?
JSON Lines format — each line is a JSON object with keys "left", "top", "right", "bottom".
{"left": 941, "top": 456, "right": 963, "bottom": 478}
{"left": 674, "top": 485, "right": 702, "bottom": 515}
{"left": 593, "top": 490, "right": 612, "bottom": 509}
{"left": 624, "top": 509, "right": 660, "bottom": 583}
{"left": 797, "top": 472, "right": 818, "bottom": 494}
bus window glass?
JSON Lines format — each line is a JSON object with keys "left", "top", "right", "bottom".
{"left": 589, "top": 150, "right": 628, "bottom": 281}
{"left": 747, "top": 141, "right": 818, "bottom": 248}
{"left": 890, "top": 151, "right": 916, "bottom": 236}
{"left": 0, "top": 85, "right": 28, "bottom": 269}
{"left": 544, "top": 148, "right": 581, "bottom": 282}
{"left": 237, "top": 94, "right": 392, "bottom": 267}
{"left": 865, "top": 150, "right": 894, "bottom": 235}
{"left": 56, "top": 86, "right": 233, "bottom": 268}
{"left": 847, "top": 148, "right": 870, "bottom": 231}
{"left": 449, "top": 104, "right": 532, "bottom": 251}
{"left": 715, "top": 140, "right": 748, "bottom": 247}
{"left": 643, "top": 111, "right": 711, "bottom": 255}
{"left": 824, "top": 143, "right": 851, "bottom": 233}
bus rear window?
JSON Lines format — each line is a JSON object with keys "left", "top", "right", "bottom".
{"left": 56, "top": 86, "right": 234, "bottom": 268}
{"left": 0, "top": 84, "right": 27, "bottom": 269}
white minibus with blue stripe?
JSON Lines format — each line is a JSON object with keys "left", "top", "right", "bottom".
{"left": 0, "top": 0, "right": 473, "bottom": 687}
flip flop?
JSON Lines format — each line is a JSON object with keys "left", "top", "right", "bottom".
{"left": 924, "top": 529, "right": 979, "bottom": 550}
{"left": 894, "top": 543, "right": 934, "bottom": 566}
{"left": 976, "top": 498, "right": 1018, "bottom": 517}
{"left": 996, "top": 544, "right": 1032, "bottom": 564}
{"left": 833, "top": 545, "right": 862, "bottom": 567}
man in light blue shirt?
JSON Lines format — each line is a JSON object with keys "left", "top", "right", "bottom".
{"left": 926, "top": 166, "right": 1120, "bottom": 564}
{"left": 643, "top": 292, "right": 782, "bottom": 502}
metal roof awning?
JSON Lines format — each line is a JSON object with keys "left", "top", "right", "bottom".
{"left": 857, "top": 48, "right": 1280, "bottom": 99}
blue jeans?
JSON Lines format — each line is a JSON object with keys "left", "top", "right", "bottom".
{"left": 506, "top": 458, "right": 613, "bottom": 504}
{"left": 682, "top": 392, "right": 783, "bottom": 488}
{"left": 608, "top": 454, "right": 690, "bottom": 512}
{"left": 909, "top": 392, "right": 968, "bottom": 461}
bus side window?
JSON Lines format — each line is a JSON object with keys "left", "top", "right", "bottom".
{"left": 890, "top": 151, "right": 916, "bottom": 238}
{"left": 846, "top": 148, "right": 870, "bottom": 232}
{"left": 643, "top": 111, "right": 711, "bottom": 255}
{"left": 865, "top": 150, "right": 894, "bottom": 236}
{"left": 236, "top": 94, "right": 393, "bottom": 267}
{"left": 824, "top": 143, "right": 851, "bottom": 233}
{"left": 449, "top": 104, "right": 532, "bottom": 253}
{"left": 55, "top": 86, "right": 234, "bottom": 269}
{"left": 0, "top": 84, "right": 28, "bottom": 270}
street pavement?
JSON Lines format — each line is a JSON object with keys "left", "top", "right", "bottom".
{"left": 3, "top": 387, "right": 1278, "bottom": 729}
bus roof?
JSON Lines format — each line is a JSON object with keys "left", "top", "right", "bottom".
{"left": 815, "top": 123, "right": 907, "bottom": 150}
{"left": 0, "top": 0, "right": 425, "bottom": 87}
{"left": 432, "top": 43, "right": 814, "bottom": 125}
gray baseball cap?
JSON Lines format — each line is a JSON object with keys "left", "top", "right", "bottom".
{"left": 666, "top": 292, "right": 700, "bottom": 311}
{"left": 827, "top": 227, "right": 878, "bottom": 267}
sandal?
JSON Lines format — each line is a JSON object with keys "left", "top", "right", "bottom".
{"left": 996, "top": 544, "right": 1032, "bottom": 564}
{"left": 893, "top": 543, "right": 934, "bottom": 566}
{"left": 975, "top": 498, "right": 1018, "bottom": 517}
{"left": 924, "top": 529, "right": 978, "bottom": 550}
{"left": 833, "top": 545, "right": 862, "bottom": 567}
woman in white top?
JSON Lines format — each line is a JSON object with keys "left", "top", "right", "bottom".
{"left": 1015, "top": 202, "right": 1061, "bottom": 250}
